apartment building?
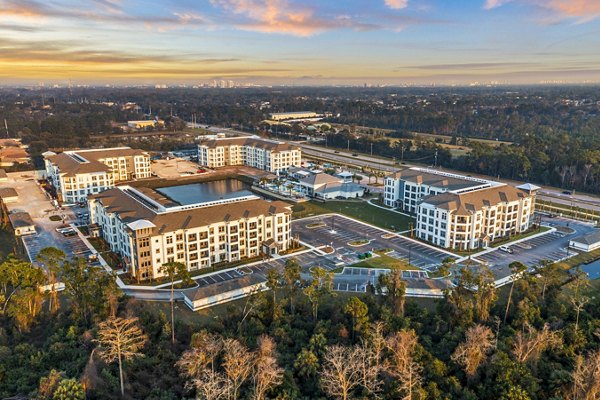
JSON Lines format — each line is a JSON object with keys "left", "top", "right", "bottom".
{"left": 44, "top": 147, "right": 151, "bottom": 204}
{"left": 416, "top": 183, "right": 539, "bottom": 250}
{"left": 269, "top": 111, "right": 319, "bottom": 121}
{"left": 383, "top": 167, "right": 494, "bottom": 213}
{"left": 198, "top": 136, "right": 301, "bottom": 173}
{"left": 89, "top": 186, "right": 292, "bottom": 281}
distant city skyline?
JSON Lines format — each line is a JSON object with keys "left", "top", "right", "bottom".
{"left": 1, "top": 0, "right": 600, "bottom": 85}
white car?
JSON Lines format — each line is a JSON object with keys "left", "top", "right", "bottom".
{"left": 499, "top": 245, "right": 514, "bottom": 254}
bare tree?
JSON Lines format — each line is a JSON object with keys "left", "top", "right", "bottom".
{"left": 356, "top": 341, "right": 383, "bottom": 396}
{"left": 512, "top": 323, "right": 561, "bottom": 364}
{"left": 222, "top": 338, "right": 254, "bottom": 400}
{"left": 252, "top": 335, "right": 284, "bottom": 400}
{"left": 451, "top": 324, "right": 494, "bottom": 379}
{"left": 190, "top": 370, "right": 231, "bottom": 400}
{"left": 320, "top": 345, "right": 362, "bottom": 400}
{"left": 504, "top": 262, "right": 527, "bottom": 324}
{"left": 571, "top": 349, "right": 600, "bottom": 400}
{"left": 95, "top": 317, "right": 148, "bottom": 397}
{"left": 385, "top": 330, "right": 422, "bottom": 400}
{"left": 159, "top": 261, "right": 191, "bottom": 344}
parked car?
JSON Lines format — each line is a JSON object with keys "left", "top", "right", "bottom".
{"left": 499, "top": 245, "right": 514, "bottom": 254}
{"left": 562, "top": 190, "right": 572, "bottom": 195}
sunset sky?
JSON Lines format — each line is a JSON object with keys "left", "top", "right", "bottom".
{"left": 1, "top": 0, "right": 600, "bottom": 85}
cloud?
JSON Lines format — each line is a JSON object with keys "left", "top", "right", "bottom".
{"left": 484, "top": 0, "right": 600, "bottom": 22}
{"left": 397, "top": 62, "right": 537, "bottom": 70}
{"left": 385, "top": 0, "right": 408, "bottom": 10}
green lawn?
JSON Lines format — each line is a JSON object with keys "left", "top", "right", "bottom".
{"left": 349, "top": 251, "right": 418, "bottom": 271}
{"left": 292, "top": 200, "right": 413, "bottom": 231}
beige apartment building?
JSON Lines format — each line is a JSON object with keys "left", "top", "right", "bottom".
{"left": 416, "top": 183, "right": 539, "bottom": 250}
{"left": 198, "top": 136, "right": 301, "bottom": 173}
{"left": 44, "top": 147, "right": 151, "bottom": 204}
{"left": 89, "top": 186, "right": 292, "bottom": 281}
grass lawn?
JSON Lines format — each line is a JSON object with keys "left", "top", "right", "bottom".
{"left": 560, "top": 247, "right": 600, "bottom": 269}
{"left": 349, "top": 251, "right": 418, "bottom": 271}
{"left": 292, "top": 200, "right": 413, "bottom": 231}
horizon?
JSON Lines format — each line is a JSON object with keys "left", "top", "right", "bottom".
{"left": 1, "top": 0, "right": 600, "bottom": 85}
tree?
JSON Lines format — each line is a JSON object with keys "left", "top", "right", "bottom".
{"left": 95, "top": 317, "right": 148, "bottom": 397}
{"left": 320, "top": 345, "right": 362, "bottom": 400}
{"left": 36, "top": 247, "right": 66, "bottom": 314}
{"left": 385, "top": 330, "right": 422, "bottom": 400}
{"left": 252, "top": 335, "right": 283, "bottom": 400}
{"left": 177, "top": 331, "right": 223, "bottom": 378}
{"left": 265, "top": 268, "right": 280, "bottom": 316}
{"left": 62, "top": 257, "right": 113, "bottom": 322}
{"left": 159, "top": 261, "right": 191, "bottom": 344}
{"left": 377, "top": 269, "right": 406, "bottom": 316}
{"left": 303, "top": 266, "right": 334, "bottom": 321}
{"left": 283, "top": 258, "right": 301, "bottom": 313}
{"left": 512, "top": 323, "right": 561, "bottom": 364}
{"left": 571, "top": 349, "right": 600, "bottom": 400}
{"left": 504, "top": 262, "right": 528, "bottom": 324}
{"left": 37, "top": 369, "right": 64, "bottom": 400}
{"left": 52, "top": 378, "right": 85, "bottom": 400}
{"left": 344, "top": 297, "right": 369, "bottom": 340}
{"left": 474, "top": 267, "right": 497, "bottom": 322}
{"left": 222, "top": 338, "right": 254, "bottom": 400}
{"left": 0, "top": 256, "right": 44, "bottom": 315}
{"left": 190, "top": 370, "right": 230, "bottom": 400}
{"left": 451, "top": 324, "right": 494, "bottom": 379}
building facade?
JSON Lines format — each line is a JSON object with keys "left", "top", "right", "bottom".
{"left": 384, "top": 167, "right": 494, "bottom": 213}
{"left": 198, "top": 136, "right": 301, "bottom": 173}
{"left": 89, "top": 186, "right": 292, "bottom": 281}
{"left": 44, "top": 147, "right": 151, "bottom": 204}
{"left": 416, "top": 184, "right": 538, "bottom": 250}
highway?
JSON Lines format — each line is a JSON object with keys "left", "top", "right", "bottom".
{"left": 204, "top": 126, "right": 600, "bottom": 213}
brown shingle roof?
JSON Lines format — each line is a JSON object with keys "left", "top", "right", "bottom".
{"left": 0, "top": 187, "right": 18, "bottom": 198}
{"left": 389, "top": 168, "right": 483, "bottom": 191}
{"left": 421, "top": 185, "right": 530, "bottom": 215}
{"left": 0, "top": 169, "right": 7, "bottom": 178}
{"left": 46, "top": 147, "right": 147, "bottom": 177}
{"left": 9, "top": 212, "right": 34, "bottom": 228}
{"left": 201, "top": 137, "right": 299, "bottom": 153}
{"left": 91, "top": 187, "right": 292, "bottom": 234}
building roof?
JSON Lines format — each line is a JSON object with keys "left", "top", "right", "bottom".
{"left": 9, "top": 212, "right": 34, "bottom": 228}
{"left": 200, "top": 136, "right": 300, "bottom": 153}
{"left": 45, "top": 147, "right": 147, "bottom": 177}
{"left": 315, "top": 182, "right": 364, "bottom": 195}
{"left": 90, "top": 187, "right": 292, "bottom": 234}
{"left": 388, "top": 168, "right": 486, "bottom": 192}
{"left": 517, "top": 183, "right": 542, "bottom": 192}
{"left": 0, "top": 187, "right": 18, "bottom": 198}
{"left": 571, "top": 230, "right": 600, "bottom": 246}
{"left": 299, "top": 173, "right": 342, "bottom": 187}
{"left": 336, "top": 171, "right": 354, "bottom": 178}
{"left": 421, "top": 184, "right": 530, "bottom": 215}
{"left": 0, "top": 169, "right": 7, "bottom": 179}
{"left": 183, "top": 273, "right": 266, "bottom": 302}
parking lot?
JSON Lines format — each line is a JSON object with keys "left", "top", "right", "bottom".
{"left": 292, "top": 214, "right": 453, "bottom": 270}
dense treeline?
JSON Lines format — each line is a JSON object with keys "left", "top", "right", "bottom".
{"left": 1, "top": 86, "right": 599, "bottom": 191}
{"left": 2, "top": 247, "right": 600, "bottom": 399}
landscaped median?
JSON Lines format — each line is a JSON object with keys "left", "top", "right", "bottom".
{"left": 333, "top": 249, "right": 419, "bottom": 273}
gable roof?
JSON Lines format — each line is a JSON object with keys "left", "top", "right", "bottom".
{"left": 200, "top": 136, "right": 300, "bottom": 153}
{"left": 571, "top": 230, "right": 600, "bottom": 246}
{"left": 45, "top": 147, "right": 147, "bottom": 177}
{"left": 299, "top": 173, "right": 342, "bottom": 187}
{"left": 421, "top": 185, "right": 530, "bottom": 215}
{"left": 388, "top": 168, "right": 486, "bottom": 192}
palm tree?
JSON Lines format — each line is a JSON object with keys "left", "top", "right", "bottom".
{"left": 504, "top": 262, "right": 527, "bottom": 324}
{"left": 159, "top": 262, "right": 191, "bottom": 344}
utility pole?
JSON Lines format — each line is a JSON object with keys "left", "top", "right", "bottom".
{"left": 347, "top": 139, "right": 350, "bottom": 151}
{"left": 370, "top": 142, "right": 373, "bottom": 155}
{"left": 4, "top": 119, "right": 8, "bottom": 138}
{"left": 434, "top": 150, "right": 438, "bottom": 168}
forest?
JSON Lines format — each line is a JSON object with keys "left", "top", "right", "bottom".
{"left": 1, "top": 85, "right": 599, "bottom": 192}
{"left": 1, "top": 246, "right": 600, "bottom": 399}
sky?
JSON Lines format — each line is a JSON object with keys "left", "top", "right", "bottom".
{"left": 1, "top": 0, "right": 600, "bottom": 85}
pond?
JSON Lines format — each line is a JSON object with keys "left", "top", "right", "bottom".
{"left": 156, "top": 179, "right": 253, "bottom": 206}
{"left": 580, "top": 258, "right": 600, "bottom": 280}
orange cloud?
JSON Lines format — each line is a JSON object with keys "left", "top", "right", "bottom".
{"left": 0, "top": 0, "right": 45, "bottom": 19}
{"left": 547, "top": 0, "right": 600, "bottom": 21}
{"left": 210, "top": 0, "right": 351, "bottom": 36}
{"left": 385, "top": 0, "right": 408, "bottom": 10}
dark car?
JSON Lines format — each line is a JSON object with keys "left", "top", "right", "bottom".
{"left": 352, "top": 153, "right": 358, "bottom": 156}
{"left": 562, "top": 190, "right": 572, "bottom": 195}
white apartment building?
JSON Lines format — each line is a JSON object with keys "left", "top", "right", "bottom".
{"left": 198, "top": 136, "right": 301, "bottom": 173}
{"left": 269, "top": 111, "right": 320, "bottom": 121}
{"left": 416, "top": 183, "right": 539, "bottom": 250}
{"left": 384, "top": 167, "right": 495, "bottom": 213}
{"left": 89, "top": 186, "right": 292, "bottom": 281}
{"left": 44, "top": 147, "right": 151, "bottom": 204}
